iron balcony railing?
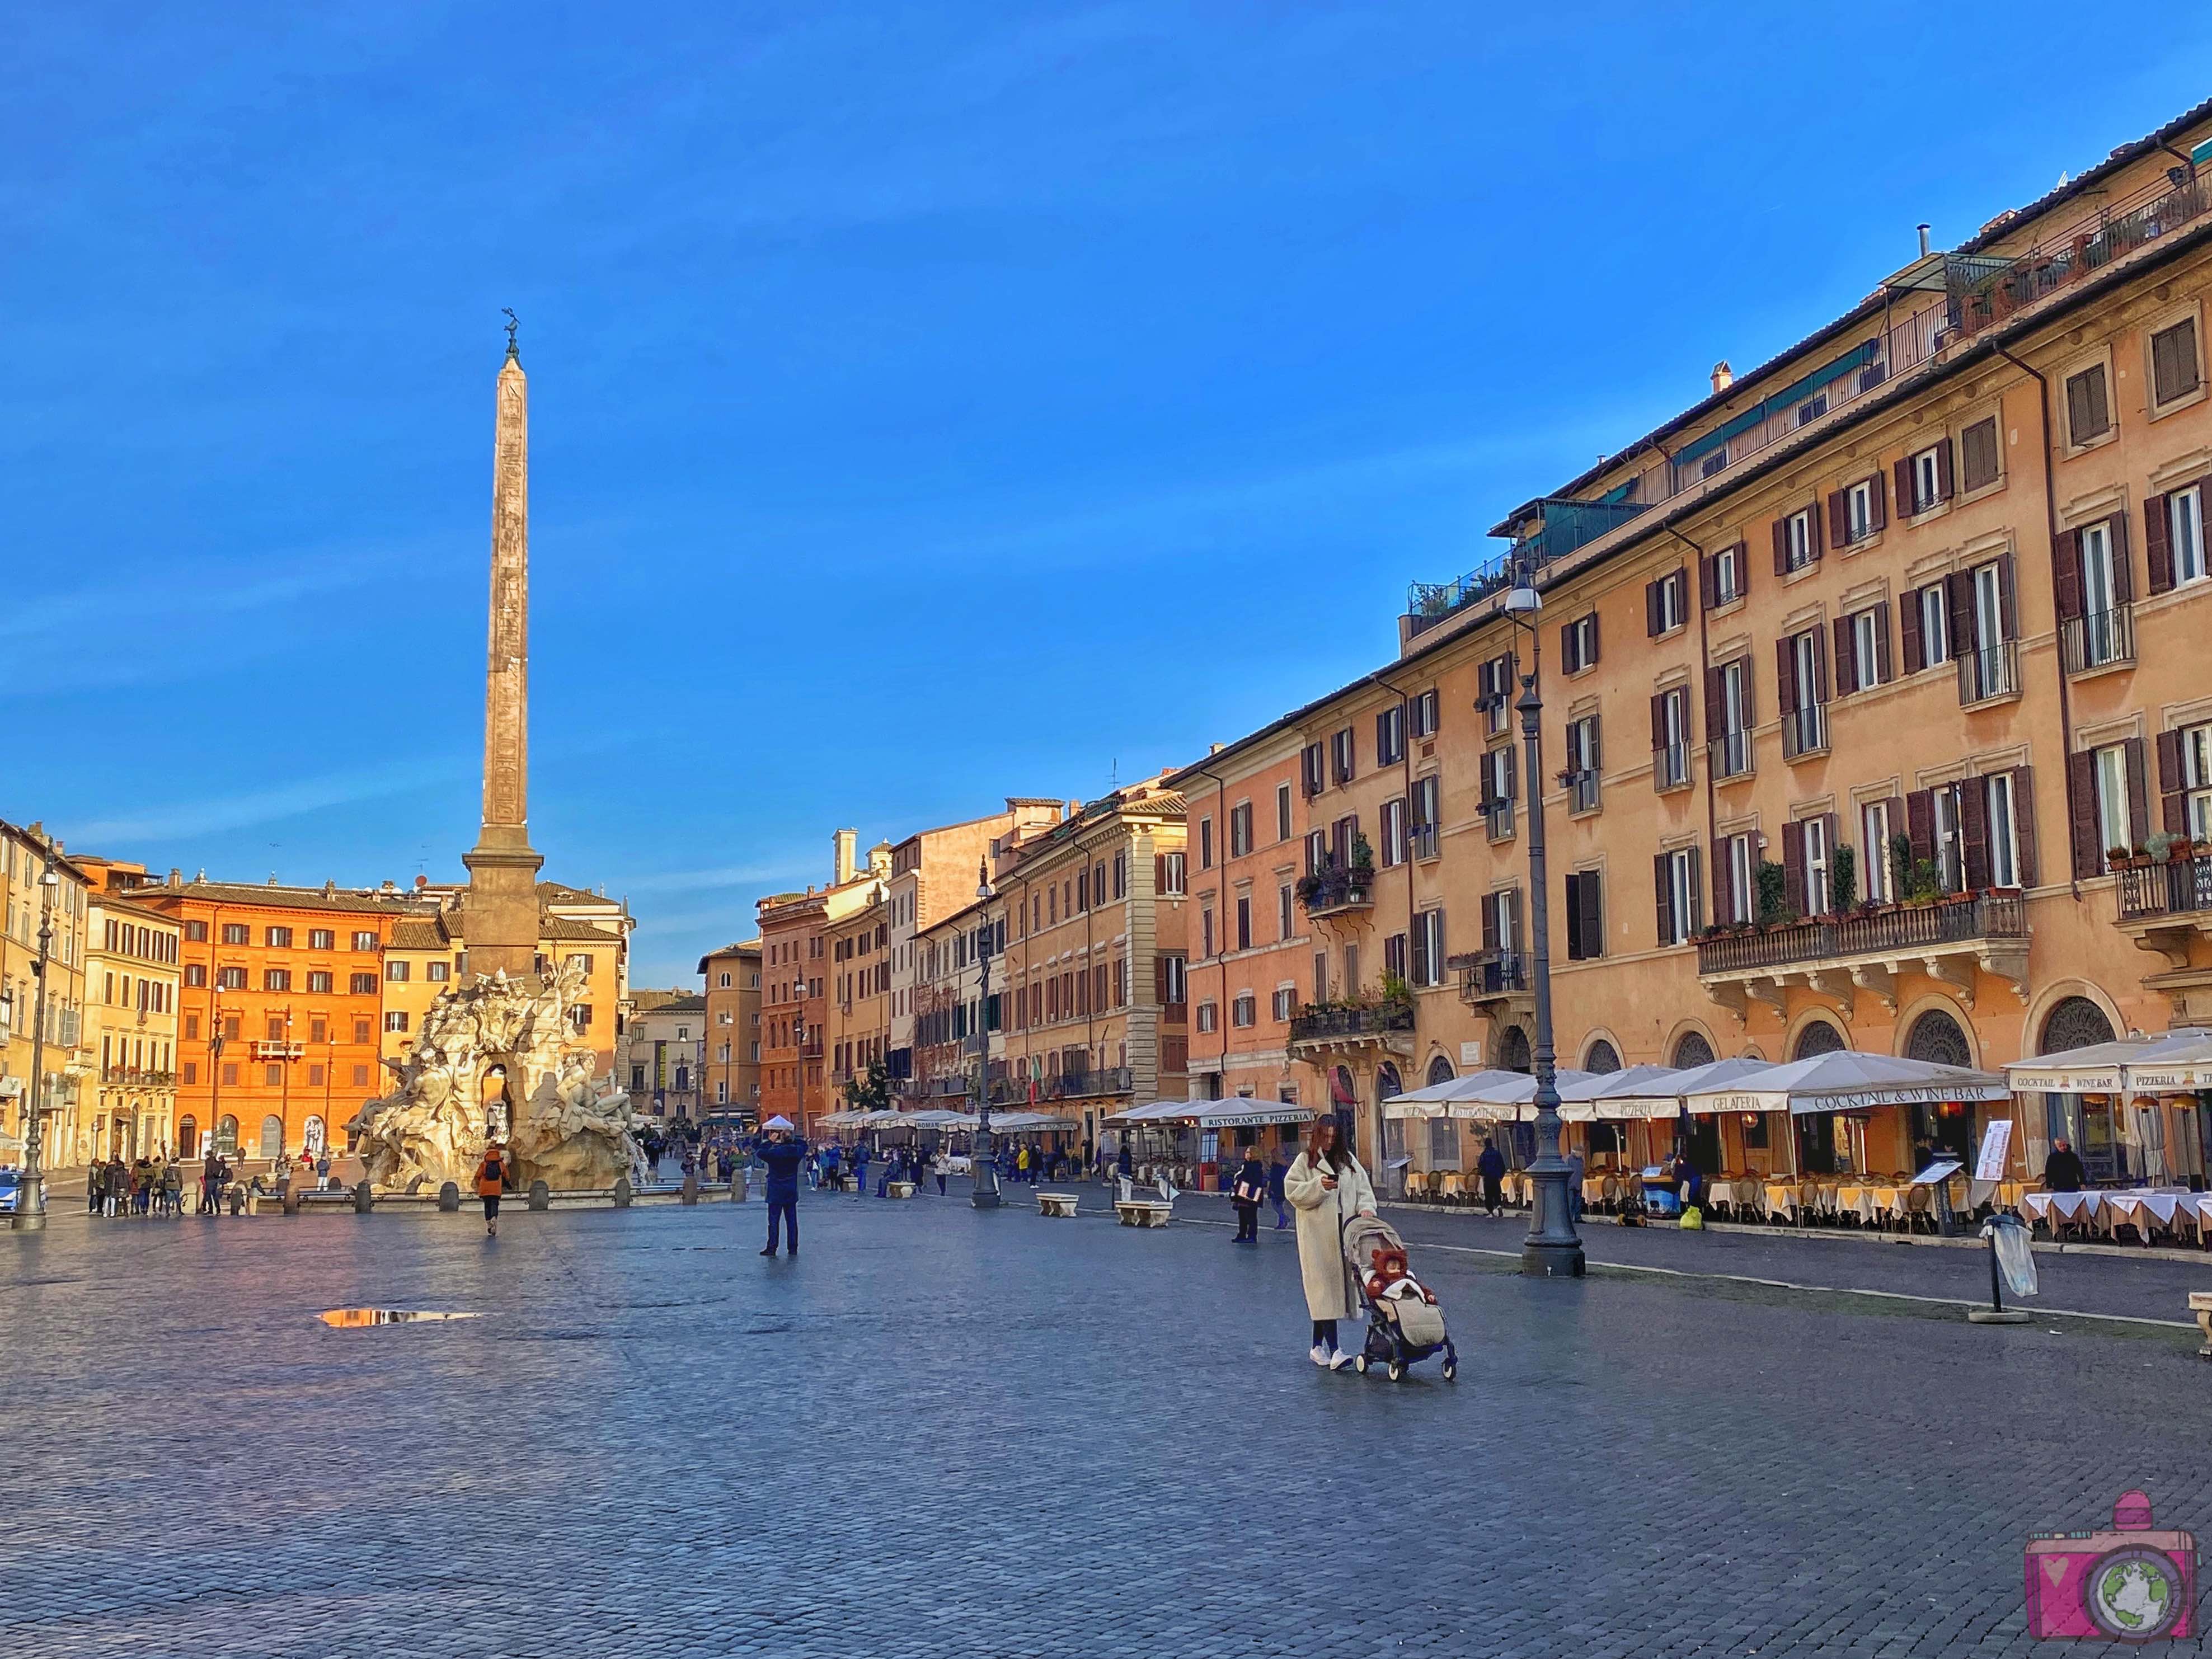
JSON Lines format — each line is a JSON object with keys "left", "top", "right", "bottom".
{"left": 1951, "top": 172, "right": 2209, "bottom": 339}
{"left": 1696, "top": 890, "right": 2027, "bottom": 976}
{"left": 1710, "top": 729, "right": 1753, "bottom": 782}
{"left": 1782, "top": 702, "right": 1829, "bottom": 761}
{"left": 1483, "top": 798, "right": 1515, "bottom": 841}
{"left": 1289, "top": 1002, "right": 1416, "bottom": 1044}
{"left": 1652, "top": 741, "right": 1691, "bottom": 791}
{"left": 1957, "top": 639, "right": 2021, "bottom": 706}
{"left": 2060, "top": 605, "right": 2136, "bottom": 675}
{"left": 1298, "top": 865, "right": 1375, "bottom": 916}
{"left": 1453, "top": 951, "right": 1528, "bottom": 1002}
{"left": 1409, "top": 824, "right": 1440, "bottom": 861}
{"left": 1562, "top": 768, "right": 1600, "bottom": 813}
{"left": 2117, "top": 854, "right": 2212, "bottom": 920}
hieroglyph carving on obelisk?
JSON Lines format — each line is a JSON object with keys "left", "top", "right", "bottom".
{"left": 461, "top": 318, "right": 546, "bottom": 979}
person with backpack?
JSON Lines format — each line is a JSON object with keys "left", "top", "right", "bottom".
{"left": 476, "top": 1141, "right": 510, "bottom": 1237}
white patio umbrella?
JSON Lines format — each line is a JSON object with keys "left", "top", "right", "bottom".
{"left": 2003, "top": 1028, "right": 2212, "bottom": 1094}
{"left": 1554, "top": 1065, "right": 1683, "bottom": 1121}
{"left": 1379, "top": 1068, "right": 1530, "bottom": 1119}
{"left": 1683, "top": 1050, "right": 2007, "bottom": 1116}
{"left": 1444, "top": 1069, "right": 1598, "bottom": 1121}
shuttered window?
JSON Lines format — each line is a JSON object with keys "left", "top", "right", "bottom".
{"left": 2152, "top": 318, "right": 2201, "bottom": 407}
{"left": 1959, "top": 418, "right": 1999, "bottom": 492}
{"left": 2065, "top": 364, "right": 2112, "bottom": 445}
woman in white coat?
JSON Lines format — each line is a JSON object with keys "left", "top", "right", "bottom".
{"left": 1283, "top": 1118, "right": 1378, "bottom": 1368}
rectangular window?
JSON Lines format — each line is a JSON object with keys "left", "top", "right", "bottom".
{"left": 2171, "top": 487, "right": 2208, "bottom": 586}
{"left": 1654, "top": 687, "right": 1689, "bottom": 789}
{"left": 1715, "top": 659, "right": 1751, "bottom": 777}
{"left": 1411, "top": 910, "right": 1446, "bottom": 988}
{"left": 1375, "top": 704, "right": 1405, "bottom": 766}
{"left": 386, "top": 960, "right": 410, "bottom": 982}
{"left": 217, "top": 966, "right": 247, "bottom": 991}
{"left": 1713, "top": 543, "right": 1741, "bottom": 606}
{"left": 1232, "top": 993, "right": 1255, "bottom": 1028}
{"left": 1276, "top": 783, "right": 1294, "bottom": 841}
{"left": 265, "top": 926, "right": 293, "bottom": 948}
{"left": 1986, "top": 772, "right": 2021, "bottom": 890}
{"left": 1331, "top": 727, "right": 1355, "bottom": 785}
{"left": 308, "top": 928, "right": 334, "bottom": 951}
{"left": 1911, "top": 444, "right": 1945, "bottom": 513}
{"left": 1301, "top": 742, "right": 1326, "bottom": 797}
{"left": 1648, "top": 570, "right": 1686, "bottom": 635}
{"left": 1561, "top": 613, "right": 1599, "bottom": 674}
{"left": 185, "top": 920, "right": 208, "bottom": 942}
{"left": 1410, "top": 689, "right": 1439, "bottom": 739}
{"left": 1157, "top": 852, "right": 1185, "bottom": 896}
{"left": 2066, "top": 363, "right": 2112, "bottom": 445}
{"left": 352, "top": 930, "right": 378, "bottom": 952}
{"left": 1380, "top": 798, "right": 1407, "bottom": 867}
{"left": 1727, "top": 834, "right": 1755, "bottom": 925}
{"left": 263, "top": 969, "right": 291, "bottom": 993}
{"left": 1785, "top": 508, "right": 1816, "bottom": 570}
{"left": 1862, "top": 800, "right": 1895, "bottom": 903}
{"left": 1933, "top": 787, "right": 1964, "bottom": 893}
{"left": 1959, "top": 417, "right": 1999, "bottom": 492}
{"left": 2152, "top": 317, "right": 2200, "bottom": 407}
{"left": 384, "top": 1011, "right": 409, "bottom": 1033}
{"left": 221, "top": 924, "right": 249, "bottom": 946}
{"left": 350, "top": 972, "right": 378, "bottom": 995}
{"left": 185, "top": 964, "right": 206, "bottom": 988}
{"left": 222, "top": 1064, "right": 238, "bottom": 1087}
{"left": 1235, "top": 896, "right": 1251, "bottom": 951}
{"left": 1411, "top": 776, "right": 1440, "bottom": 859}
{"left": 1196, "top": 1001, "right": 1218, "bottom": 1034}
{"left": 1845, "top": 478, "right": 1875, "bottom": 543}
{"left": 426, "top": 961, "right": 450, "bottom": 983}
{"left": 2095, "top": 744, "right": 2134, "bottom": 859}
{"left": 1200, "top": 907, "right": 1215, "bottom": 958}
{"left": 1851, "top": 608, "right": 1881, "bottom": 691}
{"left": 1657, "top": 848, "right": 1699, "bottom": 946}
{"left": 1279, "top": 883, "right": 1294, "bottom": 939}
{"left": 1304, "top": 829, "right": 1326, "bottom": 876}
{"left": 1228, "top": 802, "right": 1253, "bottom": 858}
{"left": 1563, "top": 872, "right": 1603, "bottom": 961}
{"left": 1801, "top": 816, "right": 1830, "bottom": 917}
{"left": 1161, "top": 955, "right": 1187, "bottom": 1005}
{"left": 1565, "top": 715, "right": 1600, "bottom": 812}
{"left": 1271, "top": 987, "right": 1294, "bottom": 1022}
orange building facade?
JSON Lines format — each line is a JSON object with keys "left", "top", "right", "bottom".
{"left": 1174, "top": 98, "right": 2212, "bottom": 1192}
{"left": 755, "top": 831, "right": 888, "bottom": 1135}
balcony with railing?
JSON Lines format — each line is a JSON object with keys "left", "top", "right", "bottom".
{"left": 1710, "top": 729, "right": 1753, "bottom": 782}
{"left": 1288, "top": 1000, "right": 1417, "bottom": 1051}
{"left": 101, "top": 1066, "right": 177, "bottom": 1087}
{"left": 1450, "top": 950, "right": 1530, "bottom": 1014}
{"left": 1696, "top": 890, "right": 2029, "bottom": 1021}
{"left": 1957, "top": 639, "right": 2021, "bottom": 707}
{"left": 1781, "top": 702, "right": 1829, "bottom": 762}
{"left": 1483, "top": 797, "right": 1515, "bottom": 842}
{"left": 1297, "top": 864, "right": 1375, "bottom": 920}
{"left": 1410, "top": 823, "right": 1440, "bottom": 861}
{"left": 1653, "top": 740, "right": 1691, "bottom": 792}
{"left": 1563, "top": 768, "right": 1600, "bottom": 814}
{"left": 2061, "top": 605, "right": 2136, "bottom": 676}
{"left": 2118, "top": 853, "right": 2212, "bottom": 923}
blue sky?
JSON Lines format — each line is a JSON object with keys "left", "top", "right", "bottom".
{"left": 7, "top": 6, "right": 2208, "bottom": 985}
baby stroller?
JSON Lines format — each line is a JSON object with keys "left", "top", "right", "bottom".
{"left": 1341, "top": 1214, "right": 1457, "bottom": 1383}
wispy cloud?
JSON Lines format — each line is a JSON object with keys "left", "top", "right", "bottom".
{"left": 69, "top": 757, "right": 468, "bottom": 844}
{"left": 0, "top": 546, "right": 419, "bottom": 649}
{"left": 612, "top": 861, "right": 814, "bottom": 896}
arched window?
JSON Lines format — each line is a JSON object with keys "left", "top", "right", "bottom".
{"left": 1671, "top": 1031, "right": 1716, "bottom": 1069}
{"left": 1792, "top": 1020, "right": 1845, "bottom": 1061}
{"left": 1904, "top": 1008, "right": 1971, "bottom": 1068}
{"left": 1374, "top": 1061, "right": 1403, "bottom": 1102}
{"left": 1500, "top": 1026, "right": 1532, "bottom": 1073}
{"left": 1426, "top": 1055, "right": 1455, "bottom": 1088}
{"left": 215, "top": 1115, "right": 239, "bottom": 1154}
{"left": 2041, "top": 996, "right": 2116, "bottom": 1054}
{"left": 258, "top": 1115, "right": 284, "bottom": 1159}
{"left": 177, "top": 1115, "right": 198, "bottom": 1159}
{"left": 1583, "top": 1039, "right": 1621, "bottom": 1074}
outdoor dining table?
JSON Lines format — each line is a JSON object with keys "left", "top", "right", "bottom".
{"left": 1580, "top": 1176, "right": 1609, "bottom": 1207}
{"left": 1763, "top": 1179, "right": 1800, "bottom": 1222}
{"left": 1703, "top": 1176, "right": 1758, "bottom": 1215}
{"left": 2020, "top": 1190, "right": 2103, "bottom": 1228}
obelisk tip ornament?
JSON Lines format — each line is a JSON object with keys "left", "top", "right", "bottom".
{"left": 461, "top": 314, "right": 546, "bottom": 979}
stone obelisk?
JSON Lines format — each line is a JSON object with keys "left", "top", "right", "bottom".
{"left": 461, "top": 319, "right": 545, "bottom": 979}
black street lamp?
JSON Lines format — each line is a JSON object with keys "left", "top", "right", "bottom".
{"left": 11, "top": 847, "right": 62, "bottom": 1232}
{"left": 970, "top": 858, "right": 1001, "bottom": 1210}
{"left": 1505, "top": 562, "right": 1585, "bottom": 1278}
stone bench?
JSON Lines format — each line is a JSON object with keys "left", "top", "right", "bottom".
{"left": 887, "top": 1181, "right": 917, "bottom": 1200}
{"left": 2190, "top": 1290, "right": 2212, "bottom": 1356}
{"left": 1037, "top": 1191, "right": 1079, "bottom": 1218}
{"left": 1115, "top": 1199, "right": 1172, "bottom": 1228}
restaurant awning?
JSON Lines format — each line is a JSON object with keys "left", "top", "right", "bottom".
{"left": 2003, "top": 1028, "right": 2212, "bottom": 1094}
{"left": 1443, "top": 1070, "right": 1597, "bottom": 1121}
{"left": 1380, "top": 1069, "right": 1531, "bottom": 1120}
{"left": 1600, "top": 1056, "right": 1785, "bottom": 1116}
{"left": 1684, "top": 1050, "right": 2008, "bottom": 1117}
{"left": 815, "top": 1110, "right": 868, "bottom": 1127}
{"left": 1554, "top": 1065, "right": 1683, "bottom": 1121}
{"left": 1102, "top": 1098, "right": 1318, "bottom": 1130}
{"left": 909, "top": 1108, "right": 979, "bottom": 1129}
{"left": 983, "top": 1111, "right": 1078, "bottom": 1133}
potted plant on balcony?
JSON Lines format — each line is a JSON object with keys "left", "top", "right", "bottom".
{"left": 1828, "top": 844, "right": 1857, "bottom": 916}
{"left": 2106, "top": 845, "right": 2135, "bottom": 873}
{"left": 1294, "top": 872, "right": 1326, "bottom": 906}
{"left": 2148, "top": 830, "right": 2182, "bottom": 865}
{"left": 1378, "top": 972, "right": 1415, "bottom": 1019}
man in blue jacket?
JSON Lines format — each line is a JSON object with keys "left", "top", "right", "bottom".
{"left": 757, "top": 1121, "right": 806, "bottom": 1257}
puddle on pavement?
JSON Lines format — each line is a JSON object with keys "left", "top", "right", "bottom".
{"left": 318, "top": 1308, "right": 482, "bottom": 1328}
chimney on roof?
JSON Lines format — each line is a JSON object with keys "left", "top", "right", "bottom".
{"left": 1209, "top": 742, "right": 1224, "bottom": 755}
{"left": 1917, "top": 222, "right": 1932, "bottom": 257}
{"left": 1710, "top": 361, "right": 1733, "bottom": 394}
{"left": 833, "top": 828, "right": 858, "bottom": 886}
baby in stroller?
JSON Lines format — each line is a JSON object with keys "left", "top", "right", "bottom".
{"left": 1341, "top": 1215, "right": 1457, "bottom": 1383}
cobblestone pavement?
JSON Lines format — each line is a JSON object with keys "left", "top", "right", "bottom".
{"left": 6, "top": 1188, "right": 2211, "bottom": 1657}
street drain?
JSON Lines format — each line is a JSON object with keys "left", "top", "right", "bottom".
{"left": 318, "top": 1309, "right": 482, "bottom": 1328}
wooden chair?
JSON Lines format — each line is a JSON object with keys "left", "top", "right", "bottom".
{"left": 1405, "top": 1170, "right": 1430, "bottom": 1202}
{"left": 1438, "top": 1172, "right": 1466, "bottom": 1205}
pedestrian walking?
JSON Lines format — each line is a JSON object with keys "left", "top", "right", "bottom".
{"left": 1229, "top": 1149, "right": 1266, "bottom": 1243}
{"left": 476, "top": 1141, "right": 510, "bottom": 1237}
{"left": 1268, "top": 1145, "right": 1291, "bottom": 1229}
{"left": 1284, "top": 1118, "right": 1377, "bottom": 1370}
{"left": 1476, "top": 1137, "right": 1506, "bottom": 1216}
{"left": 1565, "top": 1147, "right": 1586, "bottom": 1222}
{"left": 932, "top": 1148, "right": 949, "bottom": 1196}
{"left": 757, "top": 1117, "right": 804, "bottom": 1257}
{"left": 87, "top": 1160, "right": 104, "bottom": 1216}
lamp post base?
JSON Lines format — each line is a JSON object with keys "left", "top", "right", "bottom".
{"left": 970, "top": 1168, "right": 1002, "bottom": 1210}
{"left": 10, "top": 1176, "right": 47, "bottom": 1232}
{"left": 1521, "top": 1238, "right": 1584, "bottom": 1277}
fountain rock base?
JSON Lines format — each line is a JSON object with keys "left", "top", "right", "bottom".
{"left": 346, "top": 960, "right": 640, "bottom": 1193}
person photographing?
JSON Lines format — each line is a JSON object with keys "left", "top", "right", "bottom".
{"left": 757, "top": 1117, "right": 805, "bottom": 1257}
